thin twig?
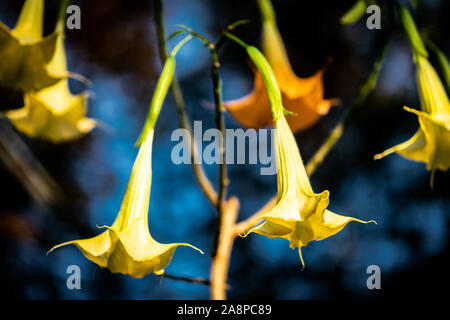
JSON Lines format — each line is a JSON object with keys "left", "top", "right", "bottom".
{"left": 154, "top": 0, "right": 218, "bottom": 206}
{"left": 210, "top": 44, "right": 229, "bottom": 258}
{"left": 161, "top": 273, "right": 212, "bottom": 287}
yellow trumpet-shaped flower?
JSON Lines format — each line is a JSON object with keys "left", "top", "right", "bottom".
{"left": 0, "top": 0, "right": 59, "bottom": 92}
{"left": 375, "top": 55, "right": 450, "bottom": 179}
{"left": 243, "top": 114, "right": 375, "bottom": 268}
{"left": 224, "top": 32, "right": 375, "bottom": 268}
{"left": 48, "top": 34, "right": 200, "bottom": 278}
{"left": 5, "top": 6, "right": 96, "bottom": 143}
{"left": 48, "top": 131, "right": 203, "bottom": 278}
{"left": 224, "top": 0, "right": 339, "bottom": 133}
{"left": 375, "top": 7, "right": 450, "bottom": 185}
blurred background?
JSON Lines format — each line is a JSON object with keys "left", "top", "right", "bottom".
{"left": 0, "top": 0, "right": 449, "bottom": 299}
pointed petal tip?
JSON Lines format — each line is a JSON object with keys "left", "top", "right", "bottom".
{"left": 47, "top": 240, "right": 76, "bottom": 256}
{"left": 298, "top": 248, "right": 305, "bottom": 271}
{"left": 239, "top": 229, "right": 250, "bottom": 238}
{"left": 329, "top": 98, "right": 342, "bottom": 107}
{"left": 373, "top": 153, "right": 382, "bottom": 160}
{"left": 178, "top": 243, "right": 204, "bottom": 255}
{"left": 430, "top": 169, "right": 436, "bottom": 190}
{"left": 68, "top": 72, "right": 93, "bottom": 87}
{"left": 374, "top": 148, "right": 395, "bottom": 160}
{"left": 154, "top": 269, "right": 165, "bottom": 276}
{"left": 93, "top": 119, "right": 115, "bottom": 135}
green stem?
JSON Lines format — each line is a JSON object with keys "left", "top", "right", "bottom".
{"left": 399, "top": 5, "right": 428, "bottom": 58}
{"left": 340, "top": 0, "right": 367, "bottom": 25}
{"left": 223, "top": 32, "right": 283, "bottom": 120}
{"left": 154, "top": 0, "right": 167, "bottom": 61}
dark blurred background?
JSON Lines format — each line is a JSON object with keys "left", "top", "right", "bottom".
{"left": 0, "top": 0, "right": 449, "bottom": 299}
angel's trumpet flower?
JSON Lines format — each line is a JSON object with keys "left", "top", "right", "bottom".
{"left": 375, "top": 7, "right": 450, "bottom": 186}
{"left": 5, "top": 2, "right": 95, "bottom": 143}
{"left": 48, "top": 35, "right": 202, "bottom": 278}
{"left": 0, "top": 0, "right": 59, "bottom": 92}
{"left": 223, "top": 0, "right": 339, "bottom": 133}
{"left": 225, "top": 32, "right": 375, "bottom": 268}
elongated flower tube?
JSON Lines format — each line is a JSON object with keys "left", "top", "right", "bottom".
{"left": 48, "top": 35, "right": 203, "bottom": 278}
{"left": 223, "top": 0, "right": 339, "bottom": 133}
{"left": 5, "top": 1, "right": 96, "bottom": 143}
{"left": 0, "top": 0, "right": 60, "bottom": 92}
{"left": 375, "top": 7, "right": 450, "bottom": 186}
{"left": 225, "top": 32, "right": 375, "bottom": 268}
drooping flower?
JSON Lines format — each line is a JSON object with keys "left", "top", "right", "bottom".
{"left": 48, "top": 131, "right": 202, "bottom": 277}
{"left": 0, "top": 0, "right": 60, "bottom": 92}
{"left": 374, "top": 7, "right": 450, "bottom": 185}
{"left": 48, "top": 35, "right": 202, "bottom": 278}
{"left": 244, "top": 113, "right": 375, "bottom": 268}
{"left": 5, "top": 4, "right": 96, "bottom": 143}
{"left": 225, "top": 32, "right": 375, "bottom": 268}
{"left": 223, "top": 0, "right": 339, "bottom": 133}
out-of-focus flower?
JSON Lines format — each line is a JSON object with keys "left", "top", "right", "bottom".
{"left": 0, "top": 212, "right": 36, "bottom": 241}
{"left": 225, "top": 32, "right": 375, "bottom": 268}
{"left": 224, "top": 0, "right": 339, "bottom": 133}
{"left": 5, "top": 9, "right": 95, "bottom": 143}
{"left": 0, "top": 0, "right": 59, "bottom": 92}
{"left": 48, "top": 35, "right": 200, "bottom": 278}
{"left": 375, "top": 7, "right": 450, "bottom": 185}
{"left": 375, "top": 55, "right": 450, "bottom": 182}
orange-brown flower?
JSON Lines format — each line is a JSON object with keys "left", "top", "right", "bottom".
{"left": 224, "top": 0, "right": 339, "bottom": 132}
